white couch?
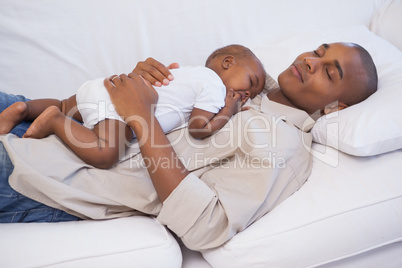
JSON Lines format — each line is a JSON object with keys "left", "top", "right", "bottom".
{"left": 1, "top": 0, "right": 402, "bottom": 267}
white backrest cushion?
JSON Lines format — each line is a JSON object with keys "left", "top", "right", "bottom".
{"left": 0, "top": 0, "right": 381, "bottom": 99}
{"left": 371, "top": 0, "right": 402, "bottom": 51}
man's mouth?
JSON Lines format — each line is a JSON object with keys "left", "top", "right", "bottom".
{"left": 291, "top": 64, "right": 303, "bottom": 82}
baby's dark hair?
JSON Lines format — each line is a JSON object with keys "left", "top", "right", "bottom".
{"left": 205, "top": 44, "right": 257, "bottom": 66}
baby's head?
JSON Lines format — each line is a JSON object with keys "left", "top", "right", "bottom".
{"left": 206, "top": 44, "right": 266, "bottom": 103}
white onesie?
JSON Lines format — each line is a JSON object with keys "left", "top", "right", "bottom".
{"left": 76, "top": 66, "right": 226, "bottom": 134}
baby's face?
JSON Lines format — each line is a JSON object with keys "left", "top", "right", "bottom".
{"left": 220, "top": 57, "right": 266, "bottom": 103}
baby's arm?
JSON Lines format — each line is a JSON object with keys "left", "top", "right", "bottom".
{"left": 188, "top": 89, "right": 242, "bottom": 139}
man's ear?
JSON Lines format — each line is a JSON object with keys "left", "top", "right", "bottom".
{"left": 222, "top": 55, "right": 235, "bottom": 70}
{"left": 321, "top": 101, "right": 349, "bottom": 115}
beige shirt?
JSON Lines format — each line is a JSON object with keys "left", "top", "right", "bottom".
{"left": 2, "top": 76, "right": 315, "bottom": 250}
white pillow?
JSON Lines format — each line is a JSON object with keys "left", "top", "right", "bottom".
{"left": 253, "top": 25, "right": 402, "bottom": 156}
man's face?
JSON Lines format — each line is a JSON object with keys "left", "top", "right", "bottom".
{"left": 277, "top": 42, "right": 366, "bottom": 115}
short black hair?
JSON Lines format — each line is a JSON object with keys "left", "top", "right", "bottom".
{"left": 205, "top": 44, "right": 257, "bottom": 66}
{"left": 349, "top": 43, "right": 378, "bottom": 105}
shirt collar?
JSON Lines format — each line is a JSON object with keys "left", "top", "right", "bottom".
{"left": 260, "top": 94, "right": 315, "bottom": 132}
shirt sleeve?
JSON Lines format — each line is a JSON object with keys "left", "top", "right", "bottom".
{"left": 157, "top": 173, "right": 216, "bottom": 237}
{"left": 157, "top": 172, "right": 232, "bottom": 251}
{"left": 193, "top": 80, "right": 226, "bottom": 113}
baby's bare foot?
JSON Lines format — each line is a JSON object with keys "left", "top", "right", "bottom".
{"left": 23, "top": 106, "right": 62, "bottom": 139}
{"left": 0, "top": 102, "right": 28, "bottom": 135}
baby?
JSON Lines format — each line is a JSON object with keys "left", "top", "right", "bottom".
{"left": 0, "top": 44, "right": 266, "bottom": 169}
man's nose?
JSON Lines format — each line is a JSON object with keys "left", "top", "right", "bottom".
{"left": 304, "top": 57, "right": 321, "bottom": 72}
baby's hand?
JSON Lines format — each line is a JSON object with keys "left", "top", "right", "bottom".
{"left": 223, "top": 89, "right": 242, "bottom": 115}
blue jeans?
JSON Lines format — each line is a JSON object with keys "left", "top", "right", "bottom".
{"left": 0, "top": 92, "right": 81, "bottom": 222}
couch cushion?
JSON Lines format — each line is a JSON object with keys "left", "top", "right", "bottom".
{"left": 202, "top": 144, "right": 402, "bottom": 267}
{"left": 0, "top": 216, "right": 182, "bottom": 268}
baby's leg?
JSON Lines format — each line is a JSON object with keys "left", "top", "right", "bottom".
{"left": 0, "top": 95, "right": 81, "bottom": 136}
{"left": 25, "top": 96, "right": 82, "bottom": 122}
{"left": 24, "top": 108, "right": 133, "bottom": 169}
{"left": 23, "top": 106, "right": 63, "bottom": 139}
{"left": 25, "top": 99, "right": 63, "bottom": 120}
{"left": 60, "top": 95, "right": 82, "bottom": 122}
{"left": 22, "top": 94, "right": 80, "bottom": 139}
{"left": 0, "top": 98, "right": 64, "bottom": 135}
{"left": 0, "top": 102, "right": 29, "bottom": 134}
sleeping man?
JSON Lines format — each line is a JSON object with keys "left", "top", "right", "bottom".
{"left": 0, "top": 42, "right": 377, "bottom": 250}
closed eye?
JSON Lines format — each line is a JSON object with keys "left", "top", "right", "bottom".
{"left": 313, "top": 50, "right": 320, "bottom": 57}
{"left": 326, "top": 68, "right": 332, "bottom": 80}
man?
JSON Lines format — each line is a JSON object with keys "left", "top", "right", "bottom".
{"left": 0, "top": 42, "right": 377, "bottom": 251}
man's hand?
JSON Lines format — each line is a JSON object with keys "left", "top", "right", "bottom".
{"left": 104, "top": 73, "right": 158, "bottom": 123}
{"left": 132, "top": 57, "right": 179, "bottom": 87}
{"left": 105, "top": 73, "right": 189, "bottom": 203}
